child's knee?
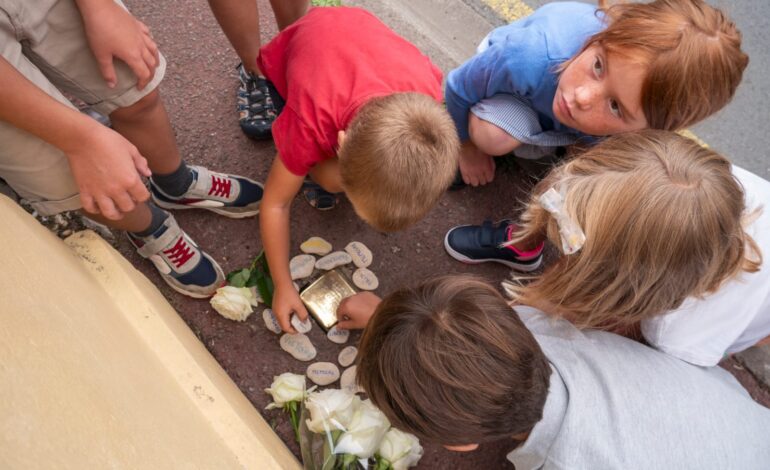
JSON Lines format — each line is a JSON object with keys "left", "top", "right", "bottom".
{"left": 110, "top": 89, "right": 161, "bottom": 120}
{"left": 308, "top": 161, "right": 343, "bottom": 193}
{"left": 468, "top": 113, "right": 520, "bottom": 156}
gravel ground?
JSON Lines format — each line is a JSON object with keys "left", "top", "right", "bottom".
{"left": 64, "top": 0, "right": 769, "bottom": 467}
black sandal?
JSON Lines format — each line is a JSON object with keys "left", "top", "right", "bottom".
{"left": 302, "top": 182, "right": 338, "bottom": 211}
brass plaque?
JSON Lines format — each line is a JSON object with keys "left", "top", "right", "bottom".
{"left": 300, "top": 269, "right": 357, "bottom": 331}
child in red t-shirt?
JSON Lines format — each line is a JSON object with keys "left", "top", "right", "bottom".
{"left": 257, "top": 7, "right": 460, "bottom": 333}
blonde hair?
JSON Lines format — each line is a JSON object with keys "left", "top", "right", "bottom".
{"left": 566, "top": 0, "right": 748, "bottom": 130}
{"left": 507, "top": 130, "right": 761, "bottom": 330}
{"left": 339, "top": 92, "right": 460, "bottom": 232}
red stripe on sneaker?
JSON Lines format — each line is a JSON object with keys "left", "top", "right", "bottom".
{"left": 163, "top": 237, "right": 195, "bottom": 268}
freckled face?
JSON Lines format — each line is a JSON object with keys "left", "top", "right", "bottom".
{"left": 553, "top": 45, "right": 649, "bottom": 136}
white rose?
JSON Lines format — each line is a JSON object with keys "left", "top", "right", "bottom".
{"left": 305, "top": 389, "right": 361, "bottom": 433}
{"left": 248, "top": 287, "right": 262, "bottom": 307}
{"left": 210, "top": 286, "right": 254, "bottom": 321}
{"left": 334, "top": 399, "right": 391, "bottom": 458}
{"left": 377, "top": 428, "right": 423, "bottom": 470}
{"left": 265, "top": 373, "right": 309, "bottom": 410}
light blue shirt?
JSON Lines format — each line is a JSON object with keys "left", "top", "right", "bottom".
{"left": 445, "top": 2, "right": 604, "bottom": 141}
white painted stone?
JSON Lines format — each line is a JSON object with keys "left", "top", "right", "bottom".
{"left": 315, "top": 251, "right": 352, "bottom": 270}
{"left": 291, "top": 314, "right": 313, "bottom": 334}
{"left": 290, "top": 254, "right": 316, "bottom": 280}
{"left": 352, "top": 268, "right": 379, "bottom": 291}
{"left": 280, "top": 333, "right": 317, "bottom": 362}
{"left": 338, "top": 346, "right": 358, "bottom": 368}
{"left": 306, "top": 362, "right": 340, "bottom": 386}
{"left": 300, "top": 237, "right": 333, "bottom": 256}
{"left": 345, "top": 242, "right": 373, "bottom": 268}
{"left": 262, "top": 308, "right": 282, "bottom": 334}
{"left": 340, "top": 366, "right": 362, "bottom": 394}
{"left": 326, "top": 325, "right": 350, "bottom": 344}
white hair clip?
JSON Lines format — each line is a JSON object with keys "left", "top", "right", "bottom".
{"left": 539, "top": 188, "right": 586, "bottom": 255}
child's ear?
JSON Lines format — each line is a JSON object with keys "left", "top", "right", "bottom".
{"left": 337, "top": 130, "right": 347, "bottom": 148}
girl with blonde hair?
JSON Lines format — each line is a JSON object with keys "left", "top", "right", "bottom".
{"left": 503, "top": 130, "right": 770, "bottom": 366}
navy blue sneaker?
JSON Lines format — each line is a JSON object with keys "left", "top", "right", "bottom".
{"left": 128, "top": 215, "right": 224, "bottom": 298}
{"left": 151, "top": 166, "right": 263, "bottom": 219}
{"left": 444, "top": 220, "right": 543, "bottom": 271}
{"left": 237, "top": 64, "right": 283, "bottom": 140}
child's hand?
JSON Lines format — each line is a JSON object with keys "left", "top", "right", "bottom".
{"left": 336, "top": 292, "right": 382, "bottom": 330}
{"left": 272, "top": 284, "right": 309, "bottom": 333}
{"left": 459, "top": 141, "right": 496, "bottom": 186}
{"left": 76, "top": 0, "right": 160, "bottom": 89}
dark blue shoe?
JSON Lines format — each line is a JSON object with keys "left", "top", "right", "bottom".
{"left": 151, "top": 166, "right": 263, "bottom": 219}
{"left": 128, "top": 214, "right": 225, "bottom": 298}
{"left": 444, "top": 220, "right": 543, "bottom": 271}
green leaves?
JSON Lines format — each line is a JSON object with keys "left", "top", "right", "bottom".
{"left": 225, "top": 251, "right": 274, "bottom": 307}
{"left": 311, "top": 0, "right": 342, "bottom": 6}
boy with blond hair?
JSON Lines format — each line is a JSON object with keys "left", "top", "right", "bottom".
{"left": 337, "top": 277, "right": 770, "bottom": 469}
{"left": 258, "top": 7, "right": 459, "bottom": 332}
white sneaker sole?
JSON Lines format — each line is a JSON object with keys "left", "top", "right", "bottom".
{"left": 152, "top": 194, "right": 260, "bottom": 219}
{"left": 443, "top": 226, "right": 543, "bottom": 273}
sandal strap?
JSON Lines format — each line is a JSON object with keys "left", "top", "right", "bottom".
{"left": 135, "top": 216, "right": 183, "bottom": 258}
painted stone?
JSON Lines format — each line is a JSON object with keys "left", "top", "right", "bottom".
{"left": 345, "top": 242, "right": 373, "bottom": 268}
{"left": 280, "top": 333, "right": 317, "bottom": 362}
{"left": 352, "top": 268, "right": 379, "bottom": 291}
{"left": 326, "top": 325, "right": 350, "bottom": 344}
{"left": 262, "top": 308, "right": 282, "bottom": 334}
{"left": 291, "top": 314, "right": 313, "bottom": 334}
{"left": 340, "top": 365, "right": 361, "bottom": 394}
{"left": 301, "top": 237, "right": 333, "bottom": 256}
{"left": 338, "top": 346, "right": 358, "bottom": 368}
{"left": 306, "top": 362, "right": 341, "bottom": 386}
{"left": 290, "top": 254, "right": 316, "bottom": 280}
{"left": 315, "top": 251, "right": 352, "bottom": 271}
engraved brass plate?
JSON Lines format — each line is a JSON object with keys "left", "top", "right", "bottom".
{"left": 300, "top": 269, "right": 357, "bottom": 331}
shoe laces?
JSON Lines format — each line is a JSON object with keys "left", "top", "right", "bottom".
{"left": 209, "top": 174, "right": 232, "bottom": 198}
{"left": 164, "top": 236, "right": 196, "bottom": 268}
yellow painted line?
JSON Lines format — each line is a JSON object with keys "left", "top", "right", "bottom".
{"left": 482, "top": 0, "right": 533, "bottom": 21}
{"left": 481, "top": 0, "right": 708, "bottom": 148}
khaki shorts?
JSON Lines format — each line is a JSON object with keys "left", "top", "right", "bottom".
{"left": 0, "top": 0, "right": 166, "bottom": 215}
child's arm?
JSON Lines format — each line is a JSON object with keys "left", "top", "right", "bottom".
{"left": 336, "top": 292, "right": 382, "bottom": 330}
{"left": 445, "top": 41, "right": 544, "bottom": 142}
{"left": 0, "top": 56, "right": 151, "bottom": 219}
{"left": 260, "top": 156, "right": 308, "bottom": 332}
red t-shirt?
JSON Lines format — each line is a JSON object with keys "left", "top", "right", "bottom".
{"left": 257, "top": 7, "right": 444, "bottom": 176}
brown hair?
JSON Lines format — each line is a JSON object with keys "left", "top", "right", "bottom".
{"left": 357, "top": 275, "right": 551, "bottom": 445}
{"left": 506, "top": 130, "right": 762, "bottom": 331}
{"left": 338, "top": 92, "right": 460, "bottom": 232}
{"left": 567, "top": 0, "right": 748, "bottom": 130}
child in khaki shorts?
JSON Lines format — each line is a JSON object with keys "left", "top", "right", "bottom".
{"left": 0, "top": 0, "right": 264, "bottom": 298}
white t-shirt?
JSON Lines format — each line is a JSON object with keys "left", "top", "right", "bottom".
{"left": 641, "top": 165, "right": 770, "bottom": 367}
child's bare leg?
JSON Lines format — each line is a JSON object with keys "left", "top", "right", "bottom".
{"left": 109, "top": 89, "right": 181, "bottom": 175}
{"left": 308, "top": 158, "right": 343, "bottom": 193}
{"left": 84, "top": 202, "right": 152, "bottom": 233}
{"left": 207, "top": 0, "right": 262, "bottom": 74}
{"left": 459, "top": 113, "right": 523, "bottom": 186}
{"left": 269, "top": 0, "right": 310, "bottom": 30}
{"left": 468, "top": 112, "right": 521, "bottom": 156}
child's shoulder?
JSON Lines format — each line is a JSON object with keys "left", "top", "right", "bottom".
{"left": 489, "top": 1, "right": 603, "bottom": 61}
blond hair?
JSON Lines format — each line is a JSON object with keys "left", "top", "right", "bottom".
{"left": 339, "top": 93, "right": 460, "bottom": 232}
{"left": 566, "top": 0, "right": 748, "bottom": 130}
{"left": 507, "top": 130, "right": 761, "bottom": 330}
